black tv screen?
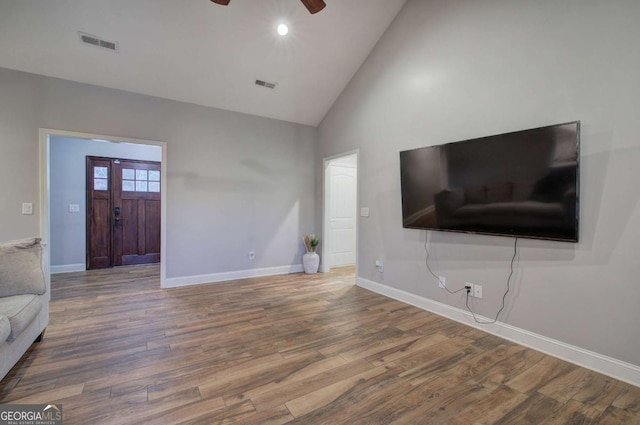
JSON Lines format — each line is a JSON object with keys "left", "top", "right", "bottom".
{"left": 400, "top": 121, "right": 580, "bottom": 242}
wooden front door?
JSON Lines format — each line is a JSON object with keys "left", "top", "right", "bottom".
{"left": 86, "top": 156, "right": 161, "bottom": 269}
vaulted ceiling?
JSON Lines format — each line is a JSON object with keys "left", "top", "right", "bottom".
{"left": 0, "top": 0, "right": 406, "bottom": 126}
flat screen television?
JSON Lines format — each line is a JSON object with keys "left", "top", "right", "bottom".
{"left": 400, "top": 121, "right": 580, "bottom": 242}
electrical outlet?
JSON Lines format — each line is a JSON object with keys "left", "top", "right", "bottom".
{"left": 248, "top": 251, "right": 255, "bottom": 260}
{"left": 375, "top": 260, "right": 384, "bottom": 272}
{"left": 473, "top": 283, "right": 483, "bottom": 299}
{"left": 466, "top": 282, "right": 474, "bottom": 297}
{"left": 438, "top": 276, "right": 446, "bottom": 289}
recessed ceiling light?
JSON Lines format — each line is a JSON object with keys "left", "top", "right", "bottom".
{"left": 277, "top": 23, "right": 289, "bottom": 36}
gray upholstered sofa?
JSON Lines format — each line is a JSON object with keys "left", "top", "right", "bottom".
{"left": 0, "top": 237, "right": 49, "bottom": 380}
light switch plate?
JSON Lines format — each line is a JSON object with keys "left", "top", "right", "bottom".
{"left": 360, "top": 207, "right": 370, "bottom": 217}
{"left": 22, "top": 203, "right": 33, "bottom": 215}
{"left": 69, "top": 204, "right": 80, "bottom": 213}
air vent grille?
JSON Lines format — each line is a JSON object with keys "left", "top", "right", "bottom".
{"left": 80, "top": 34, "right": 100, "bottom": 46}
{"left": 79, "top": 32, "right": 119, "bottom": 52}
{"left": 255, "top": 79, "right": 277, "bottom": 89}
{"left": 99, "top": 40, "right": 117, "bottom": 50}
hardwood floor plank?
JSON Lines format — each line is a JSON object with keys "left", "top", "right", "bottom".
{"left": 596, "top": 405, "right": 639, "bottom": 425}
{"left": 538, "top": 367, "right": 599, "bottom": 404}
{"left": 17, "top": 343, "right": 150, "bottom": 386}
{"left": 384, "top": 382, "right": 491, "bottom": 425}
{"left": 0, "top": 264, "right": 637, "bottom": 424}
{"left": 81, "top": 346, "right": 210, "bottom": 394}
{"left": 217, "top": 404, "right": 293, "bottom": 425}
{"left": 506, "top": 355, "right": 578, "bottom": 394}
{"left": 224, "top": 355, "right": 347, "bottom": 407}
{"left": 286, "top": 366, "right": 387, "bottom": 417}
{"left": 188, "top": 399, "right": 257, "bottom": 425}
{"left": 365, "top": 332, "right": 450, "bottom": 366}
{"left": 135, "top": 394, "right": 226, "bottom": 425}
{"left": 198, "top": 352, "right": 325, "bottom": 401}
{"left": 611, "top": 385, "right": 640, "bottom": 415}
{"left": 58, "top": 388, "right": 113, "bottom": 424}
{"left": 471, "top": 347, "right": 545, "bottom": 389}
{"left": 446, "top": 385, "right": 529, "bottom": 425}
{"left": 348, "top": 376, "right": 457, "bottom": 425}
{"left": 436, "top": 343, "right": 526, "bottom": 385}
{"left": 107, "top": 387, "right": 203, "bottom": 424}
{"left": 394, "top": 310, "right": 447, "bottom": 332}
{"left": 6, "top": 383, "right": 84, "bottom": 404}
{"left": 0, "top": 377, "right": 58, "bottom": 402}
{"left": 250, "top": 359, "right": 374, "bottom": 412}
{"left": 396, "top": 337, "right": 480, "bottom": 385}
{"left": 571, "top": 373, "right": 624, "bottom": 413}
{"left": 539, "top": 399, "right": 603, "bottom": 425}
{"left": 285, "top": 364, "right": 408, "bottom": 421}
{"left": 492, "top": 392, "right": 561, "bottom": 425}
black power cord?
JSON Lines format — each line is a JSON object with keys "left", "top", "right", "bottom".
{"left": 424, "top": 232, "right": 519, "bottom": 325}
{"left": 466, "top": 237, "right": 519, "bottom": 324}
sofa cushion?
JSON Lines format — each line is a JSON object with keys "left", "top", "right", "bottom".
{"left": 0, "top": 237, "right": 45, "bottom": 298}
{"left": 0, "top": 295, "right": 43, "bottom": 341}
{"left": 464, "top": 185, "right": 487, "bottom": 204}
{"left": 0, "top": 315, "right": 10, "bottom": 344}
{"left": 453, "top": 201, "right": 565, "bottom": 218}
{"left": 486, "top": 182, "right": 513, "bottom": 203}
{"left": 512, "top": 181, "right": 536, "bottom": 202}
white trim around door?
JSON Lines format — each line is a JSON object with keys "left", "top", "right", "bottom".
{"left": 321, "top": 150, "right": 359, "bottom": 274}
{"left": 39, "top": 129, "right": 168, "bottom": 288}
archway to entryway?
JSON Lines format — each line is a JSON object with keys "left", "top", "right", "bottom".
{"left": 39, "top": 129, "right": 167, "bottom": 288}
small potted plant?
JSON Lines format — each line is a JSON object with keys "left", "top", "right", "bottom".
{"left": 302, "top": 234, "right": 320, "bottom": 274}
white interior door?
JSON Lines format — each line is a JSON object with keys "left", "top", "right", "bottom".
{"left": 329, "top": 162, "right": 357, "bottom": 266}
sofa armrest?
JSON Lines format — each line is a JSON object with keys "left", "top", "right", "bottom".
{"left": 434, "top": 189, "right": 465, "bottom": 227}
{"left": 0, "top": 238, "right": 45, "bottom": 298}
{"left": 434, "top": 189, "right": 464, "bottom": 213}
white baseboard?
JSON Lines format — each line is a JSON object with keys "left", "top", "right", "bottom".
{"left": 357, "top": 277, "right": 640, "bottom": 388}
{"left": 50, "top": 263, "right": 85, "bottom": 274}
{"left": 164, "top": 264, "right": 304, "bottom": 288}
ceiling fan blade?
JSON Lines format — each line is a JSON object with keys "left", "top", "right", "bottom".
{"left": 300, "top": 0, "right": 326, "bottom": 14}
{"left": 210, "top": 0, "right": 231, "bottom": 5}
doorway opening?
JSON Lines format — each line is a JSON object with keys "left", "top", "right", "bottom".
{"left": 321, "top": 151, "right": 358, "bottom": 274}
{"left": 39, "top": 129, "right": 167, "bottom": 287}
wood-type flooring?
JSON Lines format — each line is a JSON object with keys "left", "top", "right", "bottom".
{"left": 0, "top": 265, "right": 638, "bottom": 424}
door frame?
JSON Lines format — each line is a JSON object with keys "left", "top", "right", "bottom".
{"left": 39, "top": 128, "right": 168, "bottom": 287}
{"left": 321, "top": 149, "right": 359, "bottom": 274}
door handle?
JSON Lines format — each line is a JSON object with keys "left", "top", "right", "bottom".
{"left": 114, "top": 207, "right": 121, "bottom": 224}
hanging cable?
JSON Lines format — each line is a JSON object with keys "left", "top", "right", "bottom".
{"left": 466, "top": 237, "right": 519, "bottom": 324}
{"left": 424, "top": 234, "right": 467, "bottom": 294}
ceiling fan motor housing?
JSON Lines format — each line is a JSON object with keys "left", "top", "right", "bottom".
{"left": 210, "top": 0, "right": 326, "bottom": 14}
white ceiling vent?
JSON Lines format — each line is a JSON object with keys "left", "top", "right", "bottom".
{"left": 78, "top": 32, "right": 119, "bottom": 53}
{"left": 255, "top": 79, "right": 277, "bottom": 89}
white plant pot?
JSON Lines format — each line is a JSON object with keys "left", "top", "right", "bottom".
{"left": 302, "top": 251, "right": 320, "bottom": 274}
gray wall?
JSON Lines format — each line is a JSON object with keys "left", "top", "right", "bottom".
{"left": 318, "top": 0, "right": 640, "bottom": 367}
{"left": 0, "top": 67, "right": 317, "bottom": 279}
{"left": 49, "top": 137, "right": 162, "bottom": 268}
